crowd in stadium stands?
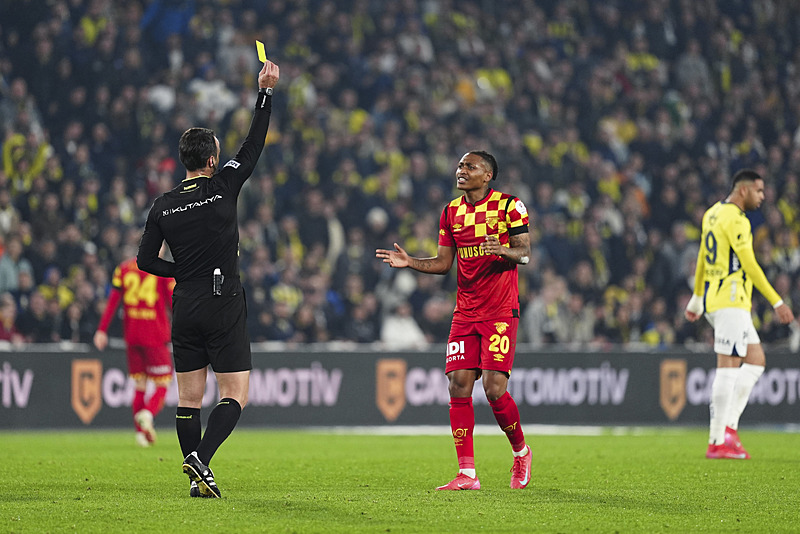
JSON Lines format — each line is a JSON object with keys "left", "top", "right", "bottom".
{"left": 1, "top": 0, "right": 800, "bottom": 351}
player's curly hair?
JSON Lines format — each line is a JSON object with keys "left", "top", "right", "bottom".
{"left": 179, "top": 127, "right": 217, "bottom": 172}
{"left": 468, "top": 150, "right": 499, "bottom": 181}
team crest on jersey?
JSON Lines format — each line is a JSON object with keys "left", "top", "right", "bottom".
{"left": 494, "top": 322, "right": 509, "bottom": 334}
{"left": 486, "top": 216, "right": 498, "bottom": 229}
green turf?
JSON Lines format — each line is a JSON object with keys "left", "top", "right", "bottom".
{"left": 1, "top": 428, "right": 798, "bottom": 533}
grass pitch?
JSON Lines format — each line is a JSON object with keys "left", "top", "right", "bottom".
{"left": 1, "top": 427, "right": 798, "bottom": 533}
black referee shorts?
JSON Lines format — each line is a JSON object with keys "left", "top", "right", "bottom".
{"left": 171, "top": 292, "right": 252, "bottom": 373}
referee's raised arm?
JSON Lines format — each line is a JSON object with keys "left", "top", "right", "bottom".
{"left": 226, "top": 60, "right": 280, "bottom": 191}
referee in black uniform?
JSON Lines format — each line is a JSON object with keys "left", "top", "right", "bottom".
{"left": 137, "top": 59, "right": 279, "bottom": 498}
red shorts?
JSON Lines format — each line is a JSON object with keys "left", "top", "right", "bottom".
{"left": 445, "top": 317, "right": 518, "bottom": 375}
{"left": 127, "top": 344, "right": 173, "bottom": 380}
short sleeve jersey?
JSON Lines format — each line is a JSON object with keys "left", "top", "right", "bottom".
{"left": 697, "top": 201, "right": 780, "bottom": 312}
{"left": 101, "top": 258, "right": 175, "bottom": 346}
{"left": 438, "top": 189, "right": 529, "bottom": 321}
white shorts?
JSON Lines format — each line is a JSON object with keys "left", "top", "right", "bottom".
{"left": 704, "top": 308, "right": 760, "bottom": 357}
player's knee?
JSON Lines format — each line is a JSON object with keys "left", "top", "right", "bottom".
{"left": 482, "top": 381, "right": 507, "bottom": 402}
{"left": 447, "top": 381, "right": 471, "bottom": 397}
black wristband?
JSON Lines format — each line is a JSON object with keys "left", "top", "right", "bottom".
{"left": 256, "top": 88, "right": 272, "bottom": 110}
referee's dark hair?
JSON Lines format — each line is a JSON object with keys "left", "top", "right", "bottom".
{"left": 469, "top": 150, "right": 499, "bottom": 181}
{"left": 730, "top": 168, "right": 762, "bottom": 193}
{"left": 179, "top": 127, "right": 217, "bottom": 171}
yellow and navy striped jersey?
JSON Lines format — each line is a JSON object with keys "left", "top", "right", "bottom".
{"left": 692, "top": 201, "right": 780, "bottom": 313}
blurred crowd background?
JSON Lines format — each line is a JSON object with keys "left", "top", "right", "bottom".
{"left": 1, "top": 0, "right": 800, "bottom": 352}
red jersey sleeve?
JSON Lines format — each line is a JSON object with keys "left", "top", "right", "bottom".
{"left": 438, "top": 203, "right": 455, "bottom": 247}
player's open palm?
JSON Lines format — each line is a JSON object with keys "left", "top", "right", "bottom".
{"left": 376, "top": 243, "right": 410, "bottom": 268}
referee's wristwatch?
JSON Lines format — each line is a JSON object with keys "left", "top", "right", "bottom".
{"left": 260, "top": 87, "right": 273, "bottom": 96}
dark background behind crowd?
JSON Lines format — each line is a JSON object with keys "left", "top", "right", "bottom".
{"left": 1, "top": 0, "right": 799, "bottom": 352}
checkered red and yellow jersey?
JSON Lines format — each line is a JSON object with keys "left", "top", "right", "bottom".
{"left": 438, "top": 189, "right": 529, "bottom": 320}
{"left": 98, "top": 258, "right": 175, "bottom": 347}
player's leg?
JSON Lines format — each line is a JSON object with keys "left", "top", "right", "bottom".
{"left": 724, "top": 341, "right": 765, "bottom": 458}
{"left": 144, "top": 344, "right": 173, "bottom": 418}
{"left": 706, "top": 309, "right": 751, "bottom": 459}
{"left": 131, "top": 375, "right": 149, "bottom": 446}
{"left": 479, "top": 318, "right": 531, "bottom": 488}
{"left": 483, "top": 371, "right": 531, "bottom": 488}
{"left": 127, "top": 346, "right": 150, "bottom": 446}
{"left": 708, "top": 354, "right": 739, "bottom": 451}
{"left": 437, "top": 326, "right": 481, "bottom": 490}
{"left": 136, "top": 345, "right": 173, "bottom": 444}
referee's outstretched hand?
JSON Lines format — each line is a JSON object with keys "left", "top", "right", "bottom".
{"left": 259, "top": 60, "right": 280, "bottom": 90}
{"left": 376, "top": 243, "right": 409, "bottom": 269}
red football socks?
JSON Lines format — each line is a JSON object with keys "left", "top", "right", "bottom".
{"left": 489, "top": 391, "right": 526, "bottom": 453}
{"left": 132, "top": 389, "right": 146, "bottom": 431}
{"left": 449, "top": 396, "right": 475, "bottom": 470}
{"left": 146, "top": 386, "right": 168, "bottom": 416}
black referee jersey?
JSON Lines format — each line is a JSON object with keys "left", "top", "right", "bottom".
{"left": 137, "top": 90, "right": 272, "bottom": 299}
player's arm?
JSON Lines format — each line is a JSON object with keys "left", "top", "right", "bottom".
{"left": 481, "top": 232, "right": 531, "bottom": 264}
{"left": 734, "top": 241, "right": 795, "bottom": 324}
{"left": 481, "top": 197, "right": 531, "bottom": 264}
{"left": 684, "top": 245, "right": 706, "bottom": 322}
{"left": 94, "top": 286, "right": 122, "bottom": 350}
{"left": 376, "top": 243, "right": 456, "bottom": 274}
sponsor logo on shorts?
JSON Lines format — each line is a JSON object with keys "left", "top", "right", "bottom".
{"left": 146, "top": 364, "right": 173, "bottom": 376}
{"left": 447, "top": 340, "right": 466, "bottom": 364}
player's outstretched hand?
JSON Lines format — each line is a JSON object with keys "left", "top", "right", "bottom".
{"left": 376, "top": 243, "right": 409, "bottom": 268}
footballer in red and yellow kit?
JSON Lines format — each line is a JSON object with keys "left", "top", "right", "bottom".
{"left": 94, "top": 257, "right": 175, "bottom": 446}
{"left": 376, "top": 151, "right": 533, "bottom": 491}
{"left": 439, "top": 189, "right": 528, "bottom": 375}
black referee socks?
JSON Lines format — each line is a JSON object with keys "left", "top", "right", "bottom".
{"left": 176, "top": 406, "right": 202, "bottom": 459}
{"left": 196, "top": 398, "right": 242, "bottom": 465}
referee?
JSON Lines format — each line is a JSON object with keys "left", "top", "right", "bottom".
{"left": 137, "top": 60, "right": 279, "bottom": 498}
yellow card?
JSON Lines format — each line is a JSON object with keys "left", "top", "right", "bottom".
{"left": 256, "top": 40, "right": 267, "bottom": 63}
